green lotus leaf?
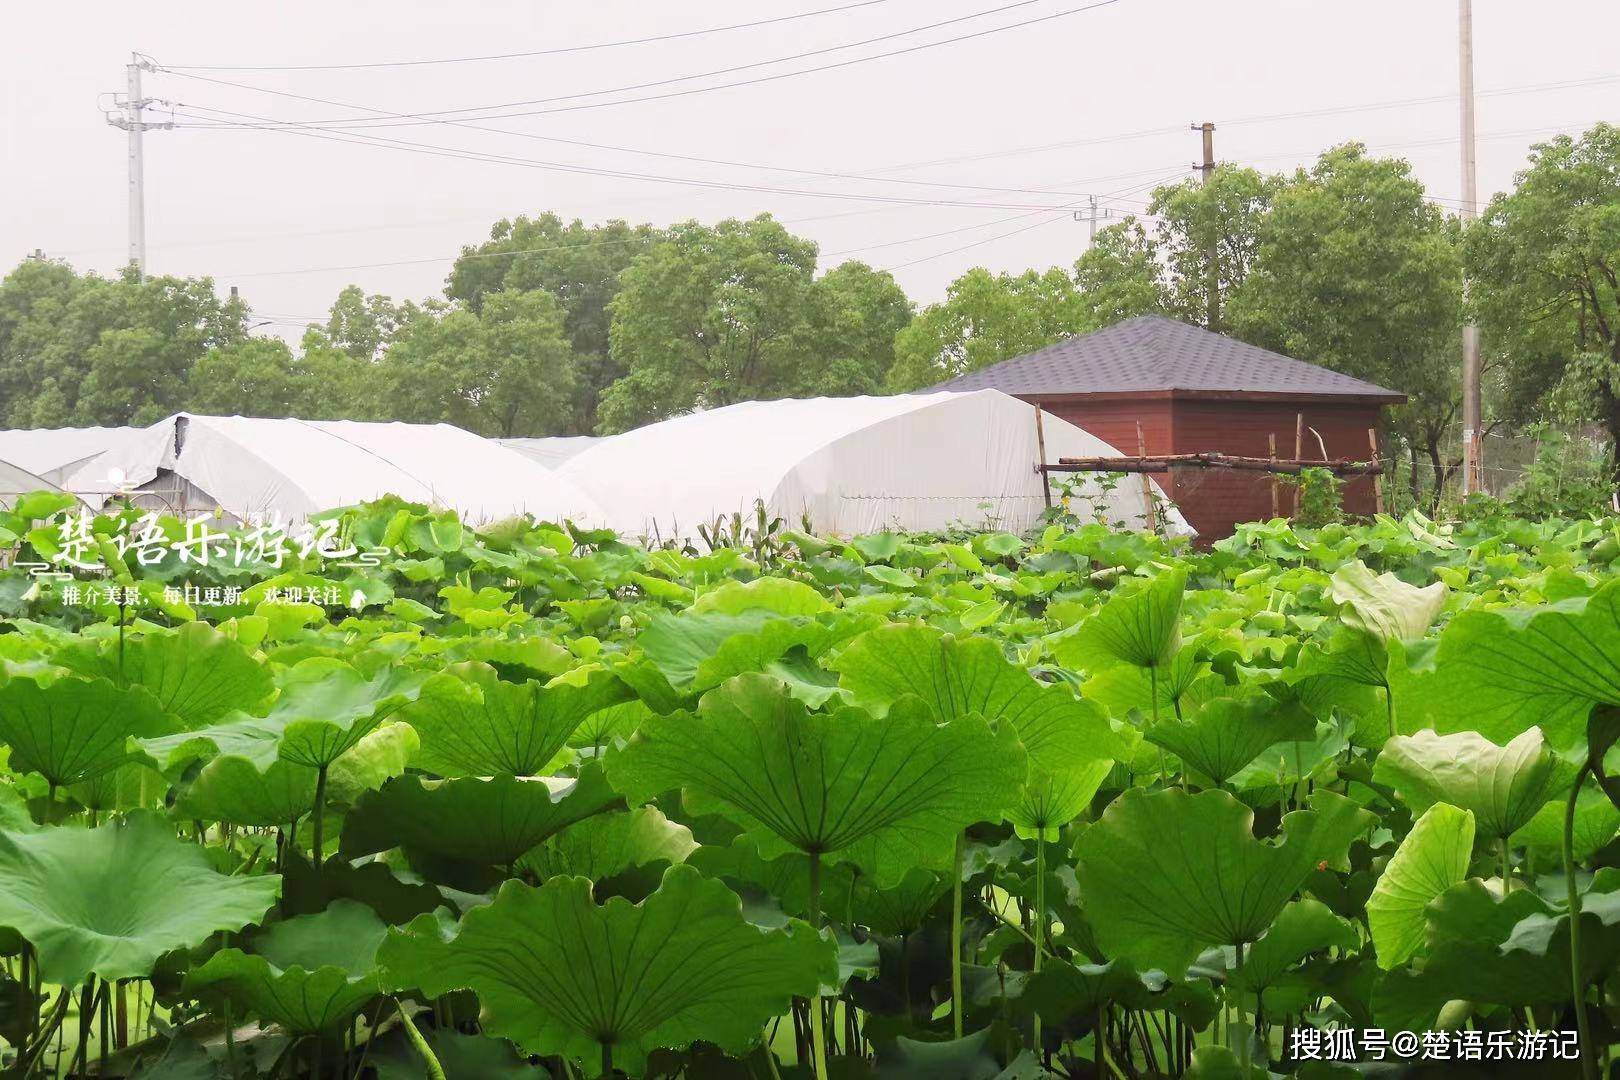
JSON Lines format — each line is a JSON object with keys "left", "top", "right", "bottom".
{"left": 56, "top": 622, "right": 273, "bottom": 727}
{"left": 0, "top": 811, "right": 279, "bottom": 984}
{"left": 1230, "top": 898, "right": 1358, "bottom": 997}
{"left": 184, "top": 899, "right": 387, "bottom": 1033}
{"left": 1065, "top": 568, "right": 1186, "bottom": 670}
{"left": 684, "top": 834, "right": 859, "bottom": 926}
{"left": 1077, "top": 645, "right": 1224, "bottom": 720}
{"left": 1512, "top": 786, "right": 1620, "bottom": 859}
{"left": 370, "top": 1028, "right": 538, "bottom": 1080}
{"left": 69, "top": 760, "right": 165, "bottom": 815}
{"left": 340, "top": 764, "right": 620, "bottom": 868}
{"left": 519, "top": 806, "right": 696, "bottom": 882}
{"left": 140, "top": 658, "right": 445, "bottom": 774}
{"left": 832, "top": 624, "right": 1134, "bottom": 770}
{"left": 1373, "top": 728, "right": 1563, "bottom": 839}
{"left": 1414, "top": 578, "right": 1620, "bottom": 749}
{"left": 176, "top": 721, "right": 418, "bottom": 827}
{"left": 850, "top": 868, "right": 949, "bottom": 937}
{"left": 638, "top": 610, "right": 877, "bottom": 692}
{"left": 1329, "top": 561, "right": 1446, "bottom": 643}
{"left": 377, "top": 864, "right": 836, "bottom": 1074}
{"left": 609, "top": 673, "right": 1026, "bottom": 885}
{"left": 1378, "top": 876, "right": 1620, "bottom": 1027}
{"left": 691, "top": 577, "right": 831, "bottom": 616}
{"left": 405, "top": 662, "right": 629, "bottom": 777}
{"left": 1019, "top": 958, "right": 1161, "bottom": 1025}
{"left": 568, "top": 700, "right": 650, "bottom": 752}
{"left": 1074, "top": 787, "right": 1375, "bottom": 977}
{"left": 1005, "top": 760, "right": 1114, "bottom": 840}
{"left": 0, "top": 675, "right": 176, "bottom": 788}
{"left": 1145, "top": 695, "right": 1317, "bottom": 786}
{"left": 1366, "top": 802, "right": 1474, "bottom": 970}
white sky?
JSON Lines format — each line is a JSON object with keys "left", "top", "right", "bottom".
{"left": 3, "top": 0, "right": 1617, "bottom": 339}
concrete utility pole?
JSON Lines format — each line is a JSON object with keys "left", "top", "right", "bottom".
{"left": 1073, "top": 194, "right": 1112, "bottom": 244}
{"left": 104, "top": 54, "right": 171, "bottom": 282}
{"left": 1193, "top": 122, "right": 1218, "bottom": 329}
{"left": 1458, "top": 0, "right": 1483, "bottom": 493}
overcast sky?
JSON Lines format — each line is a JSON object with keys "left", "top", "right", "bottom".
{"left": 3, "top": 0, "right": 1617, "bottom": 338}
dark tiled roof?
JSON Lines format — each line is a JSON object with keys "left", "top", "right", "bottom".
{"left": 933, "top": 316, "right": 1405, "bottom": 401}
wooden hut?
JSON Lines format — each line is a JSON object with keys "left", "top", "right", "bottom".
{"left": 933, "top": 316, "right": 1406, "bottom": 538}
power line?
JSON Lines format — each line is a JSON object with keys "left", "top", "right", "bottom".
{"left": 156, "top": 65, "right": 1151, "bottom": 203}
{"left": 162, "top": 100, "right": 1126, "bottom": 213}
{"left": 155, "top": 0, "right": 903, "bottom": 71}
{"left": 156, "top": 0, "right": 1126, "bottom": 126}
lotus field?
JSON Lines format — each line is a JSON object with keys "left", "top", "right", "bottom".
{"left": 1, "top": 493, "right": 1619, "bottom": 1079}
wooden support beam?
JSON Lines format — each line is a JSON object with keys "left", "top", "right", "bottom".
{"left": 1034, "top": 405, "right": 1052, "bottom": 509}
{"left": 1045, "top": 453, "right": 1384, "bottom": 476}
{"left": 1135, "top": 419, "right": 1158, "bottom": 535}
{"left": 1368, "top": 428, "right": 1384, "bottom": 515}
{"left": 1269, "top": 433, "right": 1279, "bottom": 518}
{"left": 1293, "top": 412, "right": 1304, "bottom": 516}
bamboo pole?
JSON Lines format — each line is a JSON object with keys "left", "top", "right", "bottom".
{"left": 1135, "top": 420, "right": 1159, "bottom": 535}
{"left": 1268, "top": 433, "right": 1279, "bottom": 518}
{"left": 1293, "top": 413, "right": 1304, "bottom": 516}
{"left": 1034, "top": 405, "right": 1053, "bottom": 509}
{"left": 1045, "top": 454, "right": 1383, "bottom": 476}
{"left": 1368, "top": 428, "right": 1384, "bottom": 514}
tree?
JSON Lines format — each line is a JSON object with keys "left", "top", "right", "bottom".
{"left": 380, "top": 289, "right": 577, "bottom": 437}
{"left": 1228, "top": 144, "right": 1464, "bottom": 504}
{"left": 187, "top": 339, "right": 304, "bottom": 417}
{"left": 1148, "top": 166, "right": 1279, "bottom": 330}
{"left": 0, "top": 262, "right": 246, "bottom": 427}
{"left": 599, "top": 215, "right": 885, "bottom": 432}
{"left": 311, "top": 285, "right": 419, "bottom": 361}
{"left": 1072, "top": 219, "right": 1170, "bottom": 327}
{"left": 886, "top": 267, "right": 1085, "bottom": 391}
{"left": 809, "top": 261, "right": 913, "bottom": 394}
{"left": 446, "top": 214, "right": 663, "bottom": 433}
{"left": 1468, "top": 123, "right": 1620, "bottom": 468}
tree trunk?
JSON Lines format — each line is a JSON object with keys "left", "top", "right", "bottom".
{"left": 1426, "top": 438, "right": 1449, "bottom": 517}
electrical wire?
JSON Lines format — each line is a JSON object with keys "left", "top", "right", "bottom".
{"left": 155, "top": 0, "right": 904, "bottom": 71}
{"left": 156, "top": 0, "right": 1126, "bottom": 125}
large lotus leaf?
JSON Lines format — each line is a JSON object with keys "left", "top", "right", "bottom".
{"left": 1373, "top": 728, "right": 1563, "bottom": 839}
{"left": 569, "top": 699, "right": 651, "bottom": 752}
{"left": 1018, "top": 957, "right": 1162, "bottom": 1025}
{"left": 1512, "top": 786, "right": 1620, "bottom": 859}
{"left": 56, "top": 622, "right": 273, "bottom": 727}
{"left": 831, "top": 624, "right": 1133, "bottom": 771}
{"left": 1064, "top": 568, "right": 1186, "bottom": 670}
{"left": 1329, "top": 561, "right": 1446, "bottom": 643}
{"left": 638, "top": 610, "right": 877, "bottom": 692}
{"left": 1366, "top": 802, "right": 1474, "bottom": 970}
{"left": 377, "top": 864, "right": 836, "bottom": 1073}
{"left": 609, "top": 674, "right": 1026, "bottom": 886}
{"left": 0, "top": 675, "right": 176, "bottom": 788}
{"left": 850, "top": 868, "right": 949, "bottom": 937}
{"left": 140, "top": 659, "right": 445, "bottom": 773}
{"left": 1077, "top": 645, "right": 1226, "bottom": 720}
{"left": 691, "top": 577, "right": 831, "bottom": 616}
{"left": 1410, "top": 579, "right": 1620, "bottom": 749}
{"left": 1377, "top": 876, "right": 1620, "bottom": 1027}
{"left": 1145, "top": 695, "right": 1317, "bottom": 786}
{"left": 279, "top": 855, "right": 445, "bottom": 925}
{"left": 70, "top": 760, "right": 165, "bottom": 815}
{"left": 176, "top": 721, "right": 418, "bottom": 827}
{"left": 1073, "top": 787, "right": 1376, "bottom": 978}
{"left": 519, "top": 807, "right": 696, "bottom": 882}
{"left": 1005, "top": 760, "right": 1113, "bottom": 840}
{"left": 0, "top": 811, "right": 279, "bottom": 984}
{"left": 184, "top": 899, "right": 386, "bottom": 1033}
{"left": 340, "top": 764, "right": 620, "bottom": 867}
{"left": 684, "top": 834, "right": 860, "bottom": 927}
{"left": 405, "top": 662, "right": 629, "bottom": 777}
{"left": 1230, "top": 899, "right": 1358, "bottom": 997}
{"left": 370, "top": 1028, "right": 538, "bottom": 1080}
{"left": 1286, "top": 625, "right": 1390, "bottom": 692}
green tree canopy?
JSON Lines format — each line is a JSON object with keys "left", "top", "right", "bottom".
{"left": 1468, "top": 123, "right": 1620, "bottom": 465}
{"left": 598, "top": 215, "right": 903, "bottom": 432}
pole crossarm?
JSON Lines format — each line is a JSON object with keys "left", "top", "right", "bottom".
{"left": 1040, "top": 452, "right": 1385, "bottom": 477}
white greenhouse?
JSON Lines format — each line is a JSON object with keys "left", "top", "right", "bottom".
{"left": 64, "top": 414, "right": 606, "bottom": 525}
{"left": 0, "top": 426, "right": 146, "bottom": 487}
{"left": 497, "top": 435, "right": 607, "bottom": 469}
{"left": 556, "top": 390, "right": 1190, "bottom": 540}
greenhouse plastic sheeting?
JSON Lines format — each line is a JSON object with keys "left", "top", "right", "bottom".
{"left": 498, "top": 435, "right": 607, "bottom": 469}
{"left": 0, "top": 457, "right": 66, "bottom": 501}
{"left": 65, "top": 414, "right": 607, "bottom": 525}
{"left": 0, "top": 426, "right": 145, "bottom": 487}
{"left": 557, "top": 390, "right": 1192, "bottom": 540}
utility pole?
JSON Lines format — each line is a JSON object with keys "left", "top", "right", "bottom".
{"left": 1192, "top": 122, "right": 1219, "bottom": 330}
{"left": 104, "top": 53, "right": 170, "bottom": 282}
{"left": 1072, "top": 194, "right": 1112, "bottom": 244}
{"left": 1457, "top": 1, "right": 1483, "bottom": 494}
